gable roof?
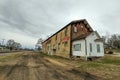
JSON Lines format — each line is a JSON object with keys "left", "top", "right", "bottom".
{"left": 72, "top": 31, "right": 101, "bottom": 41}
{"left": 72, "top": 33, "right": 90, "bottom": 41}
{"left": 94, "top": 31, "right": 101, "bottom": 38}
{"left": 86, "top": 31, "right": 101, "bottom": 39}
{"left": 94, "top": 38, "right": 103, "bottom": 42}
{"left": 42, "top": 19, "right": 93, "bottom": 43}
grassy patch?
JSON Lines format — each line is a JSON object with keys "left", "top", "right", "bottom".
{"left": 36, "top": 51, "right": 70, "bottom": 60}
{"left": 105, "top": 49, "right": 120, "bottom": 53}
{"left": 0, "top": 56, "right": 13, "bottom": 62}
{"left": 98, "top": 56, "right": 120, "bottom": 65}
{"left": 0, "top": 53, "right": 22, "bottom": 62}
{"left": 86, "top": 62, "right": 102, "bottom": 67}
{"left": 36, "top": 52, "right": 120, "bottom": 67}
{"left": 75, "top": 62, "right": 104, "bottom": 72}
{"left": 35, "top": 52, "right": 120, "bottom": 80}
{"left": 0, "top": 49, "right": 10, "bottom": 53}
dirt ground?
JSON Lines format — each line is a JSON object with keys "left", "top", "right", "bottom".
{"left": 0, "top": 51, "right": 102, "bottom": 80}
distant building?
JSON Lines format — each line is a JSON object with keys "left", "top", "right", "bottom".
{"left": 42, "top": 19, "right": 104, "bottom": 60}
{"left": 0, "top": 47, "right": 4, "bottom": 51}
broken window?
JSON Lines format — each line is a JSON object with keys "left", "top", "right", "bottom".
{"left": 81, "top": 25, "right": 84, "bottom": 28}
{"left": 74, "top": 26, "right": 77, "bottom": 32}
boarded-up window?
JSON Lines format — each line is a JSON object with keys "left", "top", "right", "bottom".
{"left": 97, "top": 44, "right": 100, "bottom": 52}
{"left": 73, "top": 44, "right": 81, "bottom": 51}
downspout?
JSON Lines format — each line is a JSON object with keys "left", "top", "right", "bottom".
{"left": 70, "top": 24, "right": 72, "bottom": 58}
{"left": 85, "top": 38, "right": 87, "bottom": 61}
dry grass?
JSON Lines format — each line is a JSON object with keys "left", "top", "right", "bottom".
{"left": 0, "top": 51, "right": 119, "bottom": 80}
{"left": 105, "top": 49, "right": 120, "bottom": 53}
{"left": 0, "top": 52, "right": 24, "bottom": 63}
{"left": 39, "top": 52, "right": 120, "bottom": 80}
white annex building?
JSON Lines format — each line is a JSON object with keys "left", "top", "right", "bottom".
{"left": 72, "top": 31, "right": 104, "bottom": 59}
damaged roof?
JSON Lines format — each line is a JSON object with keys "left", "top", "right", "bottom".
{"left": 42, "top": 19, "right": 93, "bottom": 43}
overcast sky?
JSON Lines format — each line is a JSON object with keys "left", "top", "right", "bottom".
{"left": 0, "top": 0, "right": 120, "bottom": 49}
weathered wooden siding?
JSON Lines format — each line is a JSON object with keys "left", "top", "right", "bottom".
{"left": 42, "top": 25, "right": 71, "bottom": 58}
{"left": 42, "top": 19, "right": 95, "bottom": 58}
{"left": 71, "top": 22, "right": 90, "bottom": 40}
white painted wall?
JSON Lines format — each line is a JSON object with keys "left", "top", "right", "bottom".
{"left": 72, "top": 32, "right": 104, "bottom": 57}
{"left": 86, "top": 32, "right": 104, "bottom": 57}
{"left": 72, "top": 40, "right": 86, "bottom": 56}
{"left": 95, "top": 42, "right": 104, "bottom": 56}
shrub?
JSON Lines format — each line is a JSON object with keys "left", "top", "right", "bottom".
{"left": 107, "top": 51, "right": 113, "bottom": 54}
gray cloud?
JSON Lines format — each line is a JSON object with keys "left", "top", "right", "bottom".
{"left": 0, "top": 0, "right": 26, "bottom": 28}
{"left": 0, "top": 0, "right": 120, "bottom": 48}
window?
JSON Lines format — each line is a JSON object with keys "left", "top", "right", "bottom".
{"left": 47, "top": 46, "right": 49, "bottom": 50}
{"left": 65, "top": 28, "right": 68, "bottom": 36}
{"left": 60, "top": 32, "right": 62, "bottom": 40}
{"left": 64, "top": 42, "right": 68, "bottom": 47}
{"left": 74, "top": 26, "right": 77, "bottom": 32}
{"left": 56, "top": 34, "right": 57, "bottom": 40}
{"left": 81, "top": 25, "right": 84, "bottom": 31}
{"left": 73, "top": 44, "right": 81, "bottom": 51}
{"left": 89, "top": 43, "right": 92, "bottom": 52}
{"left": 58, "top": 43, "right": 60, "bottom": 50}
{"left": 53, "top": 44, "right": 55, "bottom": 49}
{"left": 81, "top": 25, "right": 84, "bottom": 28}
{"left": 97, "top": 44, "right": 100, "bottom": 52}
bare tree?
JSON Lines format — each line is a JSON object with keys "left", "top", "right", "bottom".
{"left": 7, "top": 39, "right": 15, "bottom": 51}
{"left": 7, "top": 39, "right": 22, "bottom": 51}
{"left": 107, "top": 34, "right": 120, "bottom": 49}
{"left": 14, "top": 42, "right": 22, "bottom": 50}
{"left": 35, "top": 38, "right": 43, "bottom": 50}
{"left": 102, "top": 36, "right": 106, "bottom": 44}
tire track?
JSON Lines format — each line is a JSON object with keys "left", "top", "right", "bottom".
{"left": 0, "top": 52, "right": 104, "bottom": 80}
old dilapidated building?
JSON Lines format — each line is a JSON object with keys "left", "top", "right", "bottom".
{"left": 42, "top": 19, "right": 104, "bottom": 59}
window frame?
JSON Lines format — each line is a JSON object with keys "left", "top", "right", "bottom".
{"left": 65, "top": 27, "right": 68, "bottom": 36}
{"left": 97, "top": 44, "right": 100, "bottom": 53}
{"left": 73, "top": 44, "right": 81, "bottom": 51}
{"left": 58, "top": 43, "right": 60, "bottom": 50}
{"left": 64, "top": 42, "right": 68, "bottom": 47}
{"left": 56, "top": 34, "right": 57, "bottom": 40}
{"left": 74, "top": 26, "right": 77, "bottom": 32}
{"left": 89, "top": 43, "right": 92, "bottom": 52}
